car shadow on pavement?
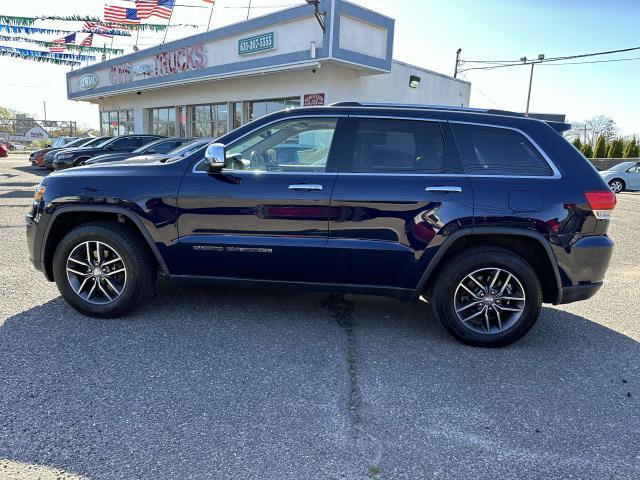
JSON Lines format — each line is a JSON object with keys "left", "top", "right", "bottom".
{"left": 0, "top": 285, "right": 638, "bottom": 479}
{"left": 12, "top": 166, "right": 50, "bottom": 177}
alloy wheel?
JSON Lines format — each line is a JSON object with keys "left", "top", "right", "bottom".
{"left": 453, "top": 267, "right": 526, "bottom": 335}
{"left": 66, "top": 240, "right": 127, "bottom": 305}
{"left": 609, "top": 180, "right": 623, "bottom": 193}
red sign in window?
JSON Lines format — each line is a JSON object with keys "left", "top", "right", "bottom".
{"left": 303, "top": 93, "right": 325, "bottom": 106}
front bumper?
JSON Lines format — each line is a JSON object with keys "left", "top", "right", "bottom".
{"left": 53, "top": 159, "right": 74, "bottom": 170}
{"left": 25, "top": 212, "right": 44, "bottom": 273}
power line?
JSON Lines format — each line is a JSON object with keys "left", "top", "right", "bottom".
{"left": 458, "top": 45, "right": 640, "bottom": 73}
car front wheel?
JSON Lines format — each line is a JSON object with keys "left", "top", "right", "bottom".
{"left": 52, "top": 221, "right": 156, "bottom": 318}
{"left": 432, "top": 247, "right": 542, "bottom": 347}
{"left": 608, "top": 179, "right": 625, "bottom": 193}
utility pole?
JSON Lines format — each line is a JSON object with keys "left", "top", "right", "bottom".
{"left": 42, "top": 101, "right": 47, "bottom": 121}
{"left": 524, "top": 53, "right": 544, "bottom": 116}
{"left": 454, "top": 48, "right": 462, "bottom": 78}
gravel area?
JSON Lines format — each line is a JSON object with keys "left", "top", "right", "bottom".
{"left": 0, "top": 156, "right": 638, "bottom": 479}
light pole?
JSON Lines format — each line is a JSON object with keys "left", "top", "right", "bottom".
{"left": 454, "top": 48, "right": 462, "bottom": 78}
{"left": 524, "top": 53, "right": 544, "bottom": 116}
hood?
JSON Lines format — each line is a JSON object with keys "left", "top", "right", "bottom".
{"left": 32, "top": 147, "right": 54, "bottom": 157}
{"left": 85, "top": 152, "right": 133, "bottom": 164}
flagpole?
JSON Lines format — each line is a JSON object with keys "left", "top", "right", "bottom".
{"left": 207, "top": 2, "right": 214, "bottom": 30}
{"left": 247, "top": 0, "right": 252, "bottom": 20}
{"left": 162, "top": 4, "right": 175, "bottom": 44}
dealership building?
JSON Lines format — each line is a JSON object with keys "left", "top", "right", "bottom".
{"left": 67, "top": 0, "right": 471, "bottom": 138}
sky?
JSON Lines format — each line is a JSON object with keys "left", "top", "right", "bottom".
{"left": 1, "top": 0, "right": 639, "bottom": 135}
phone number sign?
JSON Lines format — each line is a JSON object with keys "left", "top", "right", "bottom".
{"left": 238, "top": 32, "right": 275, "bottom": 56}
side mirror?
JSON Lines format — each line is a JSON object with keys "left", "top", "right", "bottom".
{"left": 204, "top": 143, "right": 226, "bottom": 172}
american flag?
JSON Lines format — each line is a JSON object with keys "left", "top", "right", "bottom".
{"left": 84, "top": 21, "right": 113, "bottom": 38}
{"left": 80, "top": 34, "right": 94, "bottom": 47}
{"left": 136, "top": 0, "right": 175, "bottom": 20}
{"left": 202, "top": 0, "right": 215, "bottom": 3}
{"left": 104, "top": 5, "right": 141, "bottom": 24}
{"left": 49, "top": 33, "right": 76, "bottom": 53}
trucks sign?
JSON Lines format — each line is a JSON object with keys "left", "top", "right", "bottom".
{"left": 238, "top": 32, "right": 275, "bottom": 56}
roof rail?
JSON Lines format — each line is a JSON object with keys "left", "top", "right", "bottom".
{"left": 329, "top": 102, "right": 525, "bottom": 117}
{"left": 327, "top": 102, "right": 572, "bottom": 131}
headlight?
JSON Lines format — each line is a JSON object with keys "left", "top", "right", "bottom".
{"left": 34, "top": 181, "right": 46, "bottom": 202}
{"left": 57, "top": 153, "right": 74, "bottom": 160}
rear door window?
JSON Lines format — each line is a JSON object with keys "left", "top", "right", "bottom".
{"left": 451, "top": 123, "right": 553, "bottom": 176}
{"left": 346, "top": 118, "right": 448, "bottom": 173}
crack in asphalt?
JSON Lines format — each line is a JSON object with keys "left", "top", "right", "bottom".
{"left": 323, "top": 294, "right": 383, "bottom": 479}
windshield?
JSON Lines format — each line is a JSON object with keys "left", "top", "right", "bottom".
{"left": 62, "top": 137, "right": 91, "bottom": 148}
{"left": 87, "top": 137, "right": 113, "bottom": 148}
{"left": 168, "top": 140, "right": 210, "bottom": 157}
{"left": 52, "top": 138, "right": 73, "bottom": 148}
{"left": 609, "top": 162, "right": 635, "bottom": 171}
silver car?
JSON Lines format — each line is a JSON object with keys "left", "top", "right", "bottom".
{"left": 599, "top": 161, "right": 640, "bottom": 193}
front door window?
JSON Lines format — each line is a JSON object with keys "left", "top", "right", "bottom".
{"left": 224, "top": 118, "right": 338, "bottom": 173}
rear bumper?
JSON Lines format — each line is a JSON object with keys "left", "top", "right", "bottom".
{"left": 558, "top": 282, "right": 603, "bottom": 304}
{"left": 554, "top": 235, "right": 613, "bottom": 304}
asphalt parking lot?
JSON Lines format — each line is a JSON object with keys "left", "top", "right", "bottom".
{"left": 0, "top": 154, "right": 638, "bottom": 479}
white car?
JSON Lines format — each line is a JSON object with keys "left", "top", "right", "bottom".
{"left": 599, "top": 161, "right": 640, "bottom": 193}
{"left": 11, "top": 143, "right": 27, "bottom": 151}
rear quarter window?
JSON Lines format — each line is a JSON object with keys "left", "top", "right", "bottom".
{"left": 451, "top": 123, "right": 553, "bottom": 176}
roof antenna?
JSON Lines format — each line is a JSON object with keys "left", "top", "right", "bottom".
{"left": 305, "top": 0, "right": 327, "bottom": 33}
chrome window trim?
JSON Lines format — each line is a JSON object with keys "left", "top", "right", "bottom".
{"left": 192, "top": 112, "right": 562, "bottom": 179}
{"left": 347, "top": 115, "right": 561, "bottom": 179}
{"left": 191, "top": 114, "right": 346, "bottom": 174}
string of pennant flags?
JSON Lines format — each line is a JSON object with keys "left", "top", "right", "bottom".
{"left": 0, "top": 0, "right": 217, "bottom": 66}
{"left": 0, "top": 33, "right": 125, "bottom": 54}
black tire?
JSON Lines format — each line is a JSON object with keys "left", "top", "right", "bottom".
{"left": 431, "top": 246, "right": 542, "bottom": 347}
{"left": 52, "top": 221, "right": 156, "bottom": 318}
{"left": 74, "top": 158, "right": 89, "bottom": 167}
{"left": 608, "top": 179, "right": 625, "bottom": 194}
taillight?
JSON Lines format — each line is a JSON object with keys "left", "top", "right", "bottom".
{"left": 585, "top": 191, "right": 617, "bottom": 220}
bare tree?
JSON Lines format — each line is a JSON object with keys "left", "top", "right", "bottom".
{"left": 568, "top": 115, "right": 618, "bottom": 145}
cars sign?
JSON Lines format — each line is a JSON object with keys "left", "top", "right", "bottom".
{"left": 79, "top": 74, "right": 98, "bottom": 90}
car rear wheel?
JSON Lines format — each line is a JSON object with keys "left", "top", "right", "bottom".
{"left": 52, "top": 221, "right": 156, "bottom": 318}
{"left": 608, "top": 179, "right": 625, "bottom": 193}
{"left": 431, "top": 247, "right": 542, "bottom": 347}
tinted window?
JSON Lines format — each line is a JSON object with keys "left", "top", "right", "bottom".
{"left": 451, "top": 124, "right": 553, "bottom": 176}
{"left": 110, "top": 137, "right": 139, "bottom": 149}
{"left": 134, "top": 137, "right": 158, "bottom": 147}
{"left": 349, "top": 119, "right": 446, "bottom": 173}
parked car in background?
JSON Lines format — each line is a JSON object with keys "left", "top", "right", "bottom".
{"left": 599, "top": 161, "right": 640, "bottom": 193}
{"left": 31, "top": 137, "right": 96, "bottom": 167}
{"left": 85, "top": 137, "right": 193, "bottom": 166}
{"left": 52, "top": 135, "right": 162, "bottom": 170}
{"left": 26, "top": 104, "right": 616, "bottom": 347}
{"left": 11, "top": 143, "right": 26, "bottom": 151}
{"left": 85, "top": 138, "right": 212, "bottom": 166}
{"left": 0, "top": 143, "right": 7, "bottom": 158}
{"left": 0, "top": 140, "right": 15, "bottom": 151}
{"left": 44, "top": 137, "right": 112, "bottom": 169}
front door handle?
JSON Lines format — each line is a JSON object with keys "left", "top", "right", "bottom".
{"left": 289, "top": 184, "right": 323, "bottom": 191}
{"left": 425, "top": 185, "right": 463, "bottom": 193}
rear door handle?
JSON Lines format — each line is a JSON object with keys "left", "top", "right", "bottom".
{"left": 288, "top": 184, "right": 323, "bottom": 191}
{"left": 425, "top": 185, "right": 463, "bottom": 193}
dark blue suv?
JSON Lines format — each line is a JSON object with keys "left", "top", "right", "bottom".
{"left": 25, "top": 104, "right": 616, "bottom": 347}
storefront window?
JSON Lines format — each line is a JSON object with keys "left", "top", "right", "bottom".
{"left": 232, "top": 102, "right": 242, "bottom": 130}
{"left": 246, "top": 97, "right": 300, "bottom": 122}
{"left": 191, "top": 103, "right": 228, "bottom": 138}
{"left": 150, "top": 107, "right": 176, "bottom": 136}
{"left": 101, "top": 110, "right": 134, "bottom": 135}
